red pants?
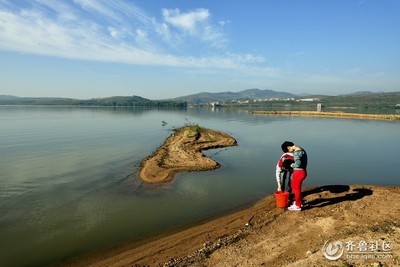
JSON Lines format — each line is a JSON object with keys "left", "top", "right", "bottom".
{"left": 291, "top": 169, "right": 307, "bottom": 207}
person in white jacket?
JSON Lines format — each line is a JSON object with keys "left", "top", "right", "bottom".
{"left": 275, "top": 152, "right": 294, "bottom": 192}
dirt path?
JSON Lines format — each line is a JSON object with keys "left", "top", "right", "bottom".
{"left": 139, "top": 126, "right": 237, "bottom": 183}
{"left": 62, "top": 185, "right": 400, "bottom": 267}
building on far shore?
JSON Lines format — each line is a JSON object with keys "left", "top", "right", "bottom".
{"left": 297, "top": 98, "right": 320, "bottom": 102}
{"left": 317, "top": 103, "right": 323, "bottom": 112}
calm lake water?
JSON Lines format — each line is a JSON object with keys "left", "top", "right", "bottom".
{"left": 0, "top": 106, "right": 399, "bottom": 266}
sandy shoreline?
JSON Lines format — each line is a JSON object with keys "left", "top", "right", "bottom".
{"left": 251, "top": 110, "right": 400, "bottom": 120}
{"left": 60, "top": 185, "right": 400, "bottom": 267}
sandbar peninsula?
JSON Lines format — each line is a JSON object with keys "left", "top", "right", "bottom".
{"left": 139, "top": 125, "right": 237, "bottom": 183}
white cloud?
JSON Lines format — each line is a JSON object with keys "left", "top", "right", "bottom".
{"left": 108, "top": 27, "right": 119, "bottom": 38}
{"left": 162, "top": 8, "right": 228, "bottom": 48}
{"left": 73, "top": 0, "right": 118, "bottom": 22}
{"left": 0, "top": 1, "right": 261, "bottom": 71}
{"left": 153, "top": 21, "right": 176, "bottom": 45}
{"left": 162, "top": 8, "right": 209, "bottom": 34}
{"left": 36, "top": 0, "right": 78, "bottom": 22}
{"left": 0, "top": 7, "right": 262, "bottom": 69}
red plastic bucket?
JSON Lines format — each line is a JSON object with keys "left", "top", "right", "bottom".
{"left": 274, "top": 191, "right": 289, "bottom": 208}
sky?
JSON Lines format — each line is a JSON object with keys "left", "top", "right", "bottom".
{"left": 0, "top": 0, "right": 399, "bottom": 99}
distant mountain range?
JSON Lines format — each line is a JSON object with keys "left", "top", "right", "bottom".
{"left": 1, "top": 89, "right": 399, "bottom": 107}
{"left": 170, "top": 88, "right": 297, "bottom": 104}
{"left": 0, "top": 89, "right": 296, "bottom": 105}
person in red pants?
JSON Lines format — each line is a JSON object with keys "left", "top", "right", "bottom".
{"left": 281, "top": 141, "right": 308, "bottom": 211}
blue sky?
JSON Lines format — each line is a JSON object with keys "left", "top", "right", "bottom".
{"left": 0, "top": 0, "right": 399, "bottom": 99}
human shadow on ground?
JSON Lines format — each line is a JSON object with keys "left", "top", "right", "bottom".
{"left": 301, "top": 185, "right": 373, "bottom": 210}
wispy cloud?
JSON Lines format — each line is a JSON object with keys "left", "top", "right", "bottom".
{"left": 160, "top": 7, "right": 227, "bottom": 48}
{"left": 0, "top": 0, "right": 265, "bottom": 72}
{"left": 162, "top": 8, "right": 209, "bottom": 34}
